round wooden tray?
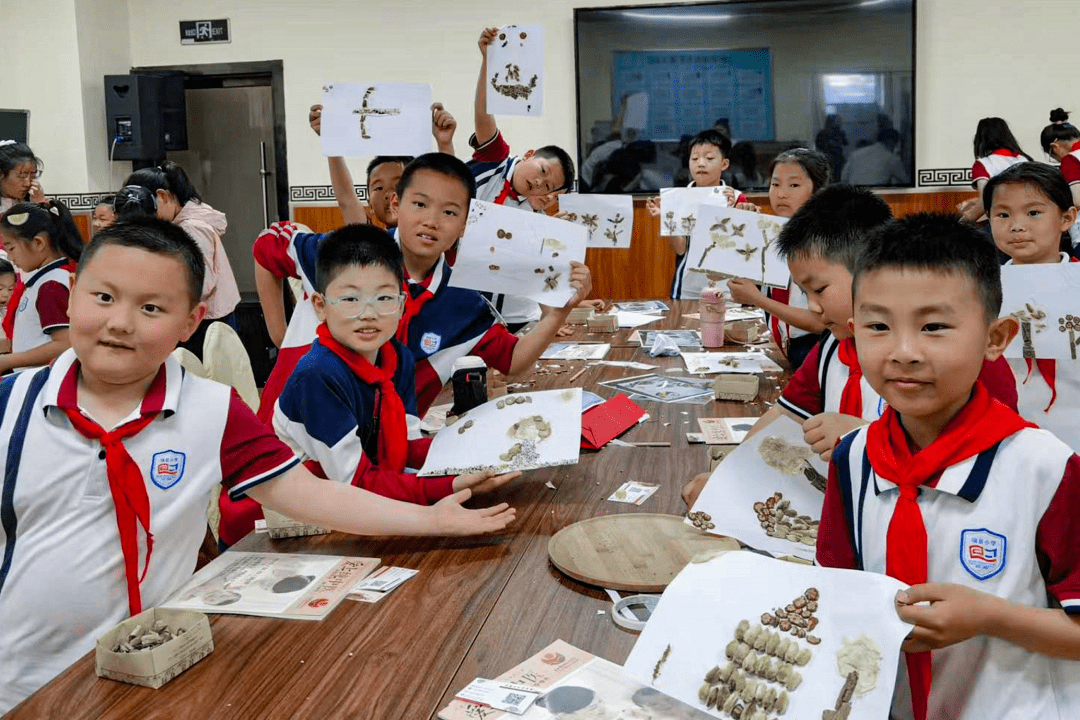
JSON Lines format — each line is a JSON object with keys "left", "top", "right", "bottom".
{"left": 548, "top": 513, "right": 739, "bottom": 592}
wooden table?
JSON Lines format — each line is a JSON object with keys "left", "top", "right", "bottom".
{"left": 9, "top": 302, "right": 785, "bottom": 720}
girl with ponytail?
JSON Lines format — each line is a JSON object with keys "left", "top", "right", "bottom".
{"left": 0, "top": 200, "right": 81, "bottom": 371}
{"left": 121, "top": 161, "right": 239, "bottom": 358}
{"left": 1040, "top": 109, "right": 1080, "bottom": 245}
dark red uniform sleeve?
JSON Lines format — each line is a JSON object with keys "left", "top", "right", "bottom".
{"left": 349, "top": 448, "right": 454, "bottom": 505}
{"left": 815, "top": 460, "right": 859, "bottom": 570}
{"left": 221, "top": 389, "right": 301, "bottom": 498}
{"left": 778, "top": 342, "right": 823, "bottom": 419}
{"left": 978, "top": 357, "right": 1019, "bottom": 412}
{"left": 35, "top": 280, "right": 70, "bottom": 332}
{"left": 1060, "top": 155, "right": 1080, "bottom": 185}
{"left": 252, "top": 222, "right": 299, "bottom": 279}
{"left": 1037, "top": 454, "right": 1080, "bottom": 614}
{"left": 971, "top": 159, "right": 990, "bottom": 183}
{"left": 472, "top": 323, "right": 520, "bottom": 375}
{"left": 470, "top": 130, "right": 511, "bottom": 163}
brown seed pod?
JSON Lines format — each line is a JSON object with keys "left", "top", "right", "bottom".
{"left": 800, "top": 607, "right": 812, "bottom": 619}
{"left": 807, "top": 617, "right": 819, "bottom": 631}
{"left": 761, "top": 613, "right": 774, "bottom": 626}
{"left": 807, "top": 601, "right": 818, "bottom": 613}
{"left": 805, "top": 587, "right": 819, "bottom": 601}
{"left": 753, "top": 502, "right": 765, "bottom": 513}
{"left": 792, "top": 627, "right": 806, "bottom": 638}
{"left": 779, "top": 619, "right": 791, "bottom": 631}
{"left": 805, "top": 634, "right": 821, "bottom": 645}
{"left": 774, "top": 607, "right": 787, "bottom": 619}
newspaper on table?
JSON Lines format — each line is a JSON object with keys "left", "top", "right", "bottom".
{"left": 439, "top": 639, "right": 711, "bottom": 720}
{"left": 624, "top": 551, "right": 913, "bottom": 720}
{"left": 688, "top": 415, "right": 828, "bottom": 560}
{"left": 161, "top": 552, "right": 379, "bottom": 620}
{"left": 682, "top": 351, "right": 783, "bottom": 375}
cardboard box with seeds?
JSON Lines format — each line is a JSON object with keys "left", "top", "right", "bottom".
{"left": 95, "top": 608, "right": 213, "bottom": 689}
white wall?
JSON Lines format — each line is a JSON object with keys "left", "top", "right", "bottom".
{"left": 7, "top": 0, "right": 1080, "bottom": 194}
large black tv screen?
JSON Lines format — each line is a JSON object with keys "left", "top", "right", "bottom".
{"left": 573, "top": 0, "right": 915, "bottom": 193}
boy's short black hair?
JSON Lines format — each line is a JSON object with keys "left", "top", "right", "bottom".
{"left": 79, "top": 218, "right": 205, "bottom": 306}
{"left": 853, "top": 212, "right": 1001, "bottom": 321}
{"left": 688, "top": 129, "right": 733, "bottom": 159}
{"left": 315, "top": 224, "right": 405, "bottom": 294}
{"left": 775, "top": 184, "right": 893, "bottom": 271}
{"left": 533, "top": 145, "right": 575, "bottom": 191}
{"left": 366, "top": 156, "right": 413, "bottom": 182}
{"left": 0, "top": 259, "right": 14, "bottom": 276}
{"left": 396, "top": 152, "right": 477, "bottom": 202}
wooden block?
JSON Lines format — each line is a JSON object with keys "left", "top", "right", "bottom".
{"left": 567, "top": 307, "right": 595, "bottom": 324}
{"left": 587, "top": 313, "right": 618, "bottom": 333}
{"left": 724, "top": 320, "right": 761, "bottom": 344}
{"left": 713, "top": 373, "right": 760, "bottom": 402}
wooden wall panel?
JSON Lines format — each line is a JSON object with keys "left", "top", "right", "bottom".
{"left": 290, "top": 189, "right": 978, "bottom": 301}
{"left": 73, "top": 213, "right": 91, "bottom": 244}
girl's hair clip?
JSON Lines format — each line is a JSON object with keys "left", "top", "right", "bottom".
{"left": 5, "top": 212, "right": 29, "bottom": 226}
{"left": 0, "top": 140, "right": 15, "bottom": 147}
{"left": 48, "top": 204, "right": 61, "bottom": 216}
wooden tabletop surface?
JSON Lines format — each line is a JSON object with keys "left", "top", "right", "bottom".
{"left": 9, "top": 301, "right": 785, "bottom": 720}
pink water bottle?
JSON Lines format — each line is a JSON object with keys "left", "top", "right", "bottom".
{"left": 700, "top": 287, "right": 726, "bottom": 348}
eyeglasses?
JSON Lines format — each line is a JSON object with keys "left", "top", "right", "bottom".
{"left": 13, "top": 171, "right": 39, "bottom": 181}
{"left": 323, "top": 292, "right": 404, "bottom": 318}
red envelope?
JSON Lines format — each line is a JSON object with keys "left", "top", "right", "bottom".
{"left": 580, "top": 394, "right": 648, "bottom": 450}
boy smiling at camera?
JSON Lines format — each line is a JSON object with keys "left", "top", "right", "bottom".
{"left": 0, "top": 219, "right": 516, "bottom": 714}
{"left": 818, "top": 213, "right": 1080, "bottom": 720}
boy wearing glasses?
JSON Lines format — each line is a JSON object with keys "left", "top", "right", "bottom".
{"left": 240, "top": 224, "right": 516, "bottom": 543}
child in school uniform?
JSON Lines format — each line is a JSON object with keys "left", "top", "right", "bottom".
{"left": 644, "top": 129, "right": 753, "bottom": 300}
{"left": 0, "top": 200, "right": 82, "bottom": 372}
{"left": 984, "top": 162, "right": 1080, "bottom": 451}
{"left": 0, "top": 259, "right": 16, "bottom": 319}
{"left": 726, "top": 148, "right": 828, "bottom": 369}
{"left": 818, "top": 213, "right": 1080, "bottom": 720}
{"left": 219, "top": 225, "right": 519, "bottom": 546}
{"left": 957, "top": 117, "right": 1031, "bottom": 223}
{"left": 1042, "top": 108, "right": 1080, "bottom": 210}
{"left": 681, "top": 185, "right": 1018, "bottom": 507}
{"left": 0, "top": 218, "right": 516, "bottom": 713}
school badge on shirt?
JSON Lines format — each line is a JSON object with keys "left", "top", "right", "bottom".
{"left": 960, "top": 528, "right": 1007, "bottom": 580}
{"left": 420, "top": 332, "right": 442, "bottom": 354}
{"left": 150, "top": 450, "right": 187, "bottom": 489}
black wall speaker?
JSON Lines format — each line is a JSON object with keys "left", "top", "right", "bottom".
{"left": 104, "top": 74, "right": 164, "bottom": 160}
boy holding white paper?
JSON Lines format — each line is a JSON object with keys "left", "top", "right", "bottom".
{"left": 819, "top": 214, "right": 1080, "bottom": 720}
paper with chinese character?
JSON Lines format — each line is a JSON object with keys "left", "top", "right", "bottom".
{"left": 557, "top": 194, "right": 635, "bottom": 248}
{"left": 321, "top": 82, "right": 432, "bottom": 157}
{"left": 486, "top": 25, "right": 544, "bottom": 116}
{"left": 451, "top": 199, "right": 587, "bottom": 307}
{"left": 689, "top": 203, "right": 791, "bottom": 288}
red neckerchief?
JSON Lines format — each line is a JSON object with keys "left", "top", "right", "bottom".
{"left": 396, "top": 265, "right": 437, "bottom": 345}
{"left": 837, "top": 337, "right": 863, "bottom": 416}
{"left": 1020, "top": 256, "right": 1078, "bottom": 411}
{"left": 494, "top": 178, "right": 520, "bottom": 205}
{"left": 2, "top": 281, "right": 24, "bottom": 340}
{"left": 865, "top": 383, "right": 1035, "bottom": 720}
{"left": 62, "top": 400, "right": 159, "bottom": 617}
{"left": 315, "top": 323, "right": 407, "bottom": 472}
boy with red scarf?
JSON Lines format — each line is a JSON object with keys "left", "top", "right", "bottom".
{"left": 682, "top": 185, "right": 1018, "bottom": 507}
{"left": 819, "top": 213, "right": 1080, "bottom": 720}
{"left": 216, "top": 225, "right": 519, "bottom": 546}
{"left": 0, "top": 219, "right": 516, "bottom": 714}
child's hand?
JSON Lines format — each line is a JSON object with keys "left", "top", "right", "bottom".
{"left": 723, "top": 186, "right": 737, "bottom": 205}
{"left": 563, "top": 261, "right": 593, "bottom": 309}
{"left": 645, "top": 196, "right": 661, "bottom": 217}
{"left": 555, "top": 324, "right": 575, "bottom": 338}
{"left": 896, "top": 583, "right": 1005, "bottom": 652}
{"left": 727, "top": 277, "right": 765, "bottom": 306}
{"left": 309, "top": 104, "right": 322, "bottom": 136}
{"left": 431, "top": 102, "right": 457, "bottom": 145}
{"left": 682, "top": 472, "right": 711, "bottom": 507}
{"left": 580, "top": 298, "right": 608, "bottom": 312}
{"left": 735, "top": 202, "right": 760, "bottom": 212}
{"left": 452, "top": 468, "right": 521, "bottom": 495}
{"left": 478, "top": 27, "right": 499, "bottom": 56}
{"left": 433, "top": 488, "right": 517, "bottom": 535}
{"left": 802, "top": 413, "right": 867, "bottom": 461}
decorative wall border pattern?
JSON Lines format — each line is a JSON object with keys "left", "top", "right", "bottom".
{"left": 916, "top": 168, "right": 972, "bottom": 187}
{"left": 289, "top": 185, "right": 369, "bottom": 203}
{"left": 50, "top": 193, "right": 111, "bottom": 212}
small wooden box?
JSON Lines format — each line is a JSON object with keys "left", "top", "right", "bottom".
{"left": 567, "top": 307, "right": 595, "bottom": 325}
{"left": 96, "top": 608, "right": 214, "bottom": 689}
{"left": 713, "top": 373, "right": 760, "bottom": 402}
{"left": 587, "top": 313, "right": 618, "bottom": 333}
{"left": 263, "top": 507, "right": 331, "bottom": 539}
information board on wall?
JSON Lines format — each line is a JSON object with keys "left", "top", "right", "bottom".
{"left": 612, "top": 48, "right": 773, "bottom": 142}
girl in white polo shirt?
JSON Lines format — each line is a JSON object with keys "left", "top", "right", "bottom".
{"left": 0, "top": 200, "right": 82, "bottom": 373}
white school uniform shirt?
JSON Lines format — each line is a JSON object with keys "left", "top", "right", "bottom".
{"left": 826, "top": 426, "right": 1080, "bottom": 720}
{"left": 0, "top": 350, "right": 299, "bottom": 713}
{"left": 777, "top": 334, "right": 884, "bottom": 420}
{"left": 12, "top": 257, "right": 69, "bottom": 356}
